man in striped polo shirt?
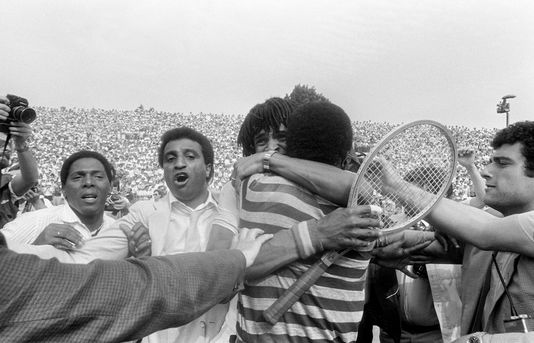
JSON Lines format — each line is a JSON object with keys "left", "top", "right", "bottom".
{"left": 236, "top": 102, "right": 380, "bottom": 342}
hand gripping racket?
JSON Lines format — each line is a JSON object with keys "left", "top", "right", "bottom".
{"left": 263, "top": 120, "right": 457, "bottom": 324}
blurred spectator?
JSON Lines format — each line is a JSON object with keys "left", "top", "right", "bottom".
{"left": 26, "top": 106, "right": 496, "bottom": 204}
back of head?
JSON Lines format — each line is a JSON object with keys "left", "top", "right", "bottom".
{"left": 237, "top": 97, "right": 295, "bottom": 156}
{"left": 60, "top": 150, "right": 115, "bottom": 186}
{"left": 492, "top": 121, "right": 534, "bottom": 177}
{"left": 286, "top": 101, "right": 353, "bottom": 167}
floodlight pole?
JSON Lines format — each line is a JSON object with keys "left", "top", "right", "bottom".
{"left": 496, "top": 94, "right": 516, "bottom": 127}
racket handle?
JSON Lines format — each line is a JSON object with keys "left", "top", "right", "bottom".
{"left": 263, "top": 251, "right": 343, "bottom": 325}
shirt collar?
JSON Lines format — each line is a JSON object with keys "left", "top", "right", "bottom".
{"left": 61, "top": 203, "right": 113, "bottom": 232}
{"left": 167, "top": 189, "right": 217, "bottom": 211}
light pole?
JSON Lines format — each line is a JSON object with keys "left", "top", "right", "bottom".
{"left": 496, "top": 94, "right": 516, "bottom": 127}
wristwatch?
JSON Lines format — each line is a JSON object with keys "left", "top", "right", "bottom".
{"left": 263, "top": 150, "right": 278, "bottom": 173}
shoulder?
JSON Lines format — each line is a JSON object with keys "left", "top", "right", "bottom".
{"left": 129, "top": 198, "right": 158, "bottom": 213}
{"left": 16, "top": 205, "right": 62, "bottom": 222}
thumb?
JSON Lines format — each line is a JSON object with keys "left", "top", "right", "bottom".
{"left": 256, "top": 233, "right": 274, "bottom": 245}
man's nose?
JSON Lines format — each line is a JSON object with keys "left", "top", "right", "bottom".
{"left": 481, "top": 164, "right": 492, "bottom": 180}
{"left": 267, "top": 138, "right": 280, "bottom": 152}
{"left": 82, "top": 175, "right": 94, "bottom": 186}
{"left": 174, "top": 155, "right": 186, "bottom": 168}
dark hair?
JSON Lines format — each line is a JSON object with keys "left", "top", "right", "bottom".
{"left": 286, "top": 101, "right": 353, "bottom": 166}
{"left": 157, "top": 127, "right": 214, "bottom": 179}
{"left": 404, "top": 166, "right": 454, "bottom": 198}
{"left": 492, "top": 121, "right": 534, "bottom": 177}
{"left": 60, "top": 150, "right": 115, "bottom": 186}
{"left": 237, "top": 97, "right": 295, "bottom": 156}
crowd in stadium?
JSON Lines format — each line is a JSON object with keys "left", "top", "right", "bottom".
{"left": 28, "top": 106, "right": 497, "bottom": 203}
{"left": 2, "top": 93, "right": 534, "bottom": 343}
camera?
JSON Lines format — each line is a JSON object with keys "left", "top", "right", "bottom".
{"left": 1, "top": 94, "right": 37, "bottom": 134}
{"left": 504, "top": 314, "right": 534, "bottom": 333}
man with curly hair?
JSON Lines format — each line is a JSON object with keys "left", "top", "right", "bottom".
{"left": 382, "top": 121, "right": 534, "bottom": 342}
{"left": 234, "top": 102, "right": 380, "bottom": 342}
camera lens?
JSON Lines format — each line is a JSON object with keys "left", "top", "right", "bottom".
{"left": 11, "top": 106, "right": 37, "bottom": 124}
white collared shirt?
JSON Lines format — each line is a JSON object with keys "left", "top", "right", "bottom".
{"left": 140, "top": 191, "right": 224, "bottom": 343}
{"left": 2, "top": 203, "right": 114, "bottom": 245}
{"left": 155, "top": 191, "right": 219, "bottom": 256}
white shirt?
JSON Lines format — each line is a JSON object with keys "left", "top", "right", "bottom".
{"left": 5, "top": 204, "right": 91, "bottom": 244}
{"left": 159, "top": 191, "right": 219, "bottom": 255}
{"left": 3, "top": 204, "right": 120, "bottom": 263}
{"left": 139, "top": 191, "right": 222, "bottom": 343}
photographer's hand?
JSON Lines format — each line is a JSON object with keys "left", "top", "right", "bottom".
{"left": 9, "top": 121, "right": 39, "bottom": 196}
{"left": 9, "top": 122, "right": 33, "bottom": 149}
{"left": 0, "top": 96, "right": 9, "bottom": 120}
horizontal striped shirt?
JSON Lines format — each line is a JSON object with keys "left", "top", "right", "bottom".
{"left": 237, "top": 174, "right": 369, "bottom": 343}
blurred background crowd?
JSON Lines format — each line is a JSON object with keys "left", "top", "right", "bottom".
{"left": 25, "top": 106, "right": 496, "bottom": 204}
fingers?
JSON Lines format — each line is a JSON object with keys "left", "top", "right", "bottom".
{"left": 399, "top": 266, "right": 419, "bottom": 279}
{"left": 350, "top": 205, "right": 383, "bottom": 218}
{"left": 46, "top": 223, "right": 83, "bottom": 247}
{"left": 0, "top": 97, "right": 9, "bottom": 120}
{"left": 8, "top": 122, "right": 32, "bottom": 137}
{"left": 331, "top": 207, "right": 382, "bottom": 228}
{"left": 409, "top": 255, "right": 435, "bottom": 264}
{"left": 131, "top": 222, "right": 148, "bottom": 241}
{"left": 403, "top": 240, "right": 433, "bottom": 254}
{"left": 122, "top": 223, "right": 152, "bottom": 257}
{"left": 57, "top": 230, "right": 83, "bottom": 247}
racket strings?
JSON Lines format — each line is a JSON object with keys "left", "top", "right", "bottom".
{"left": 354, "top": 123, "right": 456, "bottom": 231}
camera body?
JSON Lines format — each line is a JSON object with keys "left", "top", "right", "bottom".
{"left": 1, "top": 94, "right": 37, "bottom": 134}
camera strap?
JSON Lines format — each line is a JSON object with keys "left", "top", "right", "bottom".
{"left": 469, "top": 255, "right": 494, "bottom": 333}
{"left": 491, "top": 251, "right": 520, "bottom": 317}
{"left": 469, "top": 251, "right": 521, "bottom": 333}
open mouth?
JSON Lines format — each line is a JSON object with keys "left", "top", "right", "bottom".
{"left": 174, "top": 173, "right": 189, "bottom": 184}
{"left": 81, "top": 194, "right": 98, "bottom": 203}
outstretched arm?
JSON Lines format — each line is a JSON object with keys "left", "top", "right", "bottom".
{"left": 245, "top": 206, "right": 381, "bottom": 280}
{"left": 383, "top": 170, "right": 534, "bottom": 257}
{"left": 233, "top": 152, "right": 354, "bottom": 206}
{"left": 0, "top": 229, "right": 270, "bottom": 341}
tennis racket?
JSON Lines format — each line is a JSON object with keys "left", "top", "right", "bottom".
{"left": 263, "top": 120, "right": 457, "bottom": 325}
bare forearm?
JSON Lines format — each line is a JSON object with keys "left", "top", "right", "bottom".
{"left": 465, "top": 164, "right": 486, "bottom": 203}
{"left": 11, "top": 149, "right": 39, "bottom": 195}
{"left": 245, "top": 229, "right": 300, "bottom": 280}
{"left": 270, "top": 154, "right": 353, "bottom": 206}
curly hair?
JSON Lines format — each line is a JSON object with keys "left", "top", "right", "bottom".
{"left": 286, "top": 101, "right": 353, "bottom": 166}
{"left": 60, "top": 150, "right": 115, "bottom": 186}
{"left": 237, "top": 97, "right": 295, "bottom": 156}
{"left": 492, "top": 121, "right": 534, "bottom": 177}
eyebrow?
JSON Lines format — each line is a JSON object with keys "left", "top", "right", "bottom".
{"left": 165, "top": 148, "right": 200, "bottom": 156}
{"left": 70, "top": 170, "right": 106, "bottom": 176}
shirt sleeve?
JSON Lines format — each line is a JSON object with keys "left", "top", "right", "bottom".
{"left": 516, "top": 211, "right": 534, "bottom": 246}
{"left": 211, "top": 182, "right": 239, "bottom": 235}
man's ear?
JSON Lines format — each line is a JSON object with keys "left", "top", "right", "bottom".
{"left": 206, "top": 163, "right": 213, "bottom": 181}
